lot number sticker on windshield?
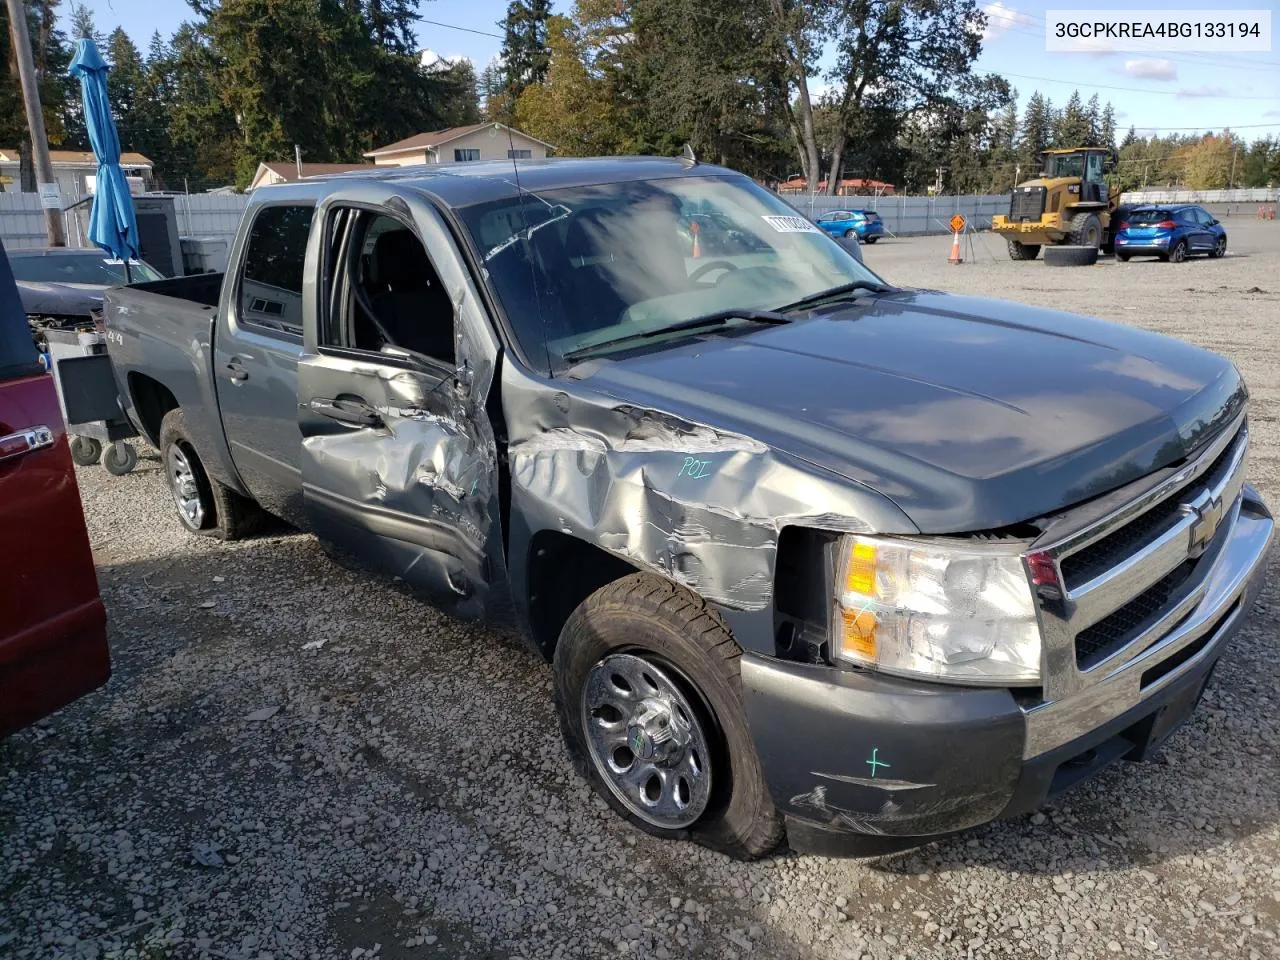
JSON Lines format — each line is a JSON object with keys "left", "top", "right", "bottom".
{"left": 762, "top": 215, "right": 821, "bottom": 234}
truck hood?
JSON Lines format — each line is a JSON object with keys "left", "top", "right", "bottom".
{"left": 574, "top": 290, "right": 1244, "bottom": 532}
{"left": 17, "top": 280, "right": 105, "bottom": 317}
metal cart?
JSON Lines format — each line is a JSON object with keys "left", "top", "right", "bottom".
{"left": 43, "top": 324, "right": 139, "bottom": 475}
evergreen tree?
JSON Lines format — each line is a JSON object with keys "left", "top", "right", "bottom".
{"left": 1099, "top": 102, "right": 1117, "bottom": 150}
{"left": 1055, "top": 90, "right": 1090, "bottom": 146}
{"left": 1017, "top": 91, "right": 1052, "bottom": 168}
{"left": 1120, "top": 124, "right": 1138, "bottom": 150}
{"left": 1085, "top": 93, "right": 1100, "bottom": 145}
{"left": 501, "top": 0, "right": 552, "bottom": 100}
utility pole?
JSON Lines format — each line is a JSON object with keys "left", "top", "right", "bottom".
{"left": 1229, "top": 146, "right": 1238, "bottom": 191}
{"left": 5, "top": 0, "right": 65, "bottom": 246}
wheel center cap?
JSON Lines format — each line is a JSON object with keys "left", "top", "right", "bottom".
{"left": 627, "top": 698, "right": 687, "bottom": 765}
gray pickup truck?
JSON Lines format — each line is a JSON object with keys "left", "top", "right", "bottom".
{"left": 104, "top": 158, "right": 1273, "bottom": 859}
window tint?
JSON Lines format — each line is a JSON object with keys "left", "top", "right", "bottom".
{"left": 324, "top": 210, "right": 454, "bottom": 365}
{"left": 454, "top": 149, "right": 480, "bottom": 162}
{"left": 507, "top": 149, "right": 532, "bottom": 160}
{"left": 1129, "top": 209, "right": 1172, "bottom": 225}
{"left": 0, "top": 244, "right": 41, "bottom": 382}
{"left": 238, "top": 204, "right": 314, "bottom": 337}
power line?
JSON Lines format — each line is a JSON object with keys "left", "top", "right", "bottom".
{"left": 418, "top": 17, "right": 504, "bottom": 41}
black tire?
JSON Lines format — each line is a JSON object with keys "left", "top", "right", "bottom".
{"left": 1210, "top": 235, "right": 1227, "bottom": 259}
{"left": 863, "top": 236, "right": 878, "bottom": 244}
{"left": 1167, "top": 239, "right": 1188, "bottom": 264}
{"left": 1116, "top": 252, "right": 1131, "bottom": 262}
{"left": 102, "top": 441, "right": 138, "bottom": 476}
{"left": 1044, "top": 244, "right": 1099, "bottom": 267}
{"left": 553, "top": 573, "right": 784, "bottom": 860}
{"left": 1007, "top": 240, "right": 1041, "bottom": 261}
{"left": 159, "top": 409, "right": 261, "bottom": 540}
{"left": 69, "top": 435, "right": 102, "bottom": 466}
{"left": 1067, "top": 211, "right": 1102, "bottom": 248}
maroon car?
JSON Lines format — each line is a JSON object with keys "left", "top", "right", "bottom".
{"left": 0, "top": 241, "right": 108, "bottom": 736}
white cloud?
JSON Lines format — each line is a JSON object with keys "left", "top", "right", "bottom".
{"left": 1177, "top": 86, "right": 1231, "bottom": 99}
{"left": 419, "top": 48, "right": 472, "bottom": 72}
{"left": 1265, "top": 109, "right": 1280, "bottom": 119}
{"left": 980, "top": 2, "right": 1033, "bottom": 40}
{"left": 1123, "top": 58, "right": 1177, "bottom": 81}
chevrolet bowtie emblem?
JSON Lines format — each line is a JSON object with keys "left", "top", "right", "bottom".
{"left": 1185, "top": 490, "right": 1225, "bottom": 559}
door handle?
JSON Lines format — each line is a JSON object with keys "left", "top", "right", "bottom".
{"left": 0, "top": 425, "right": 55, "bottom": 463}
{"left": 309, "top": 397, "right": 383, "bottom": 428}
{"left": 225, "top": 359, "right": 248, "bottom": 383}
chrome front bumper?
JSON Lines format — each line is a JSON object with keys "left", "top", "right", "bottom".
{"left": 1023, "top": 484, "right": 1273, "bottom": 758}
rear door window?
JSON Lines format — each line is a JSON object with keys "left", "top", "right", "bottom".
{"left": 238, "top": 204, "right": 315, "bottom": 338}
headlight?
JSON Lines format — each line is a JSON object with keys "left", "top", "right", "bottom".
{"left": 833, "top": 535, "right": 1041, "bottom": 685}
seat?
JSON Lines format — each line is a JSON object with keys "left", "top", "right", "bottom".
{"left": 368, "top": 230, "right": 454, "bottom": 363}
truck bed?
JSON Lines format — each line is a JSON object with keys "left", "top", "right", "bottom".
{"left": 122, "top": 272, "right": 224, "bottom": 309}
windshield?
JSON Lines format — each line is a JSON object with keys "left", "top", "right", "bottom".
{"left": 1043, "top": 153, "right": 1084, "bottom": 179}
{"left": 10, "top": 254, "right": 163, "bottom": 285}
{"left": 458, "top": 174, "right": 883, "bottom": 370}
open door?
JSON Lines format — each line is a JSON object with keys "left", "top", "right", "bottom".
{"left": 296, "top": 183, "right": 508, "bottom": 621}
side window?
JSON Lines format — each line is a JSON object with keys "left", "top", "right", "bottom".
{"left": 454, "top": 149, "right": 480, "bottom": 162}
{"left": 323, "top": 210, "right": 455, "bottom": 366}
{"left": 1085, "top": 152, "right": 1104, "bottom": 182}
{"left": 238, "top": 204, "right": 315, "bottom": 337}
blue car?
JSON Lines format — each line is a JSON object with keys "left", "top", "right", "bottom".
{"left": 815, "top": 209, "right": 884, "bottom": 243}
{"left": 1113, "top": 204, "right": 1227, "bottom": 263}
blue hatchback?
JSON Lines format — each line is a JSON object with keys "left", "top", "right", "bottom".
{"left": 1114, "top": 205, "right": 1227, "bottom": 263}
{"left": 815, "top": 209, "right": 885, "bottom": 243}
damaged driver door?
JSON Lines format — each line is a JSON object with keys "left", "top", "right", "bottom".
{"left": 297, "top": 185, "right": 507, "bottom": 620}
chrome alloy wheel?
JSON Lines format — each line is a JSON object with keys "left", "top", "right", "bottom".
{"left": 581, "top": 653, "right": 712, "bottom": 829}
{"left": 168, "top": 445, "right": 205, "bottom": 528}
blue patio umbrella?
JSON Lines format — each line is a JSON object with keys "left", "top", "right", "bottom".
{"left": 69, "top": 39, "right": 139, "bottom": 265}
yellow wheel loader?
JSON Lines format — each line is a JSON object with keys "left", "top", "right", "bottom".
{"left": 992, "top": 148, "right": 1119, "bottom": 261}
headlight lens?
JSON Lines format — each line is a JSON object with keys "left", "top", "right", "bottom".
{"left": 834, "top": 535, "right": 1041, "bottom": 685}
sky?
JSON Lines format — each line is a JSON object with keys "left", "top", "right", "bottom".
{"left": 73, "top": 0, "right": 1280, "bottom": 138}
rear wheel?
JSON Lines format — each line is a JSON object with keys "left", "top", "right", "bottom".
{"left": 1067, "top": 212, "right": 1102, "bottom": 249}
{"left": 1166, "top": 239, "right": 1188, "bottom": 263}
{"left": 1116, "top": 252, "right": 1131, "bottom": 262}
{"left": 159, "top": 409, "right": 262, "bottom": 540}
{"left": 1007, "top": 240, "right": 1041, "bottom": 261}
{"left": 69, "top": 435, "right": 102, "bottom": 466}
{"left": 553, "top": 573, "right": 783, "bottom": 860}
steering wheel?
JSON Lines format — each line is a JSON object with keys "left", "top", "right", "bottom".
{"left": 689, "top": 260, "right": 738, "bottom": 284}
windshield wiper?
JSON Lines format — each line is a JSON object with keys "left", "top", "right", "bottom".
{"left": 562, "top": 309, "right": 788, "bottom": 364}
{"left": 775, "top": 279, "right": 892, "bottom": 314}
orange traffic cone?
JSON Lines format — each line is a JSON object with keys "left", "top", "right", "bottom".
{"left": 948, "top": 229, "right": 962, "bottom": 264}
{"left": 690, "top": 221, "right": 702, "bottom": 259}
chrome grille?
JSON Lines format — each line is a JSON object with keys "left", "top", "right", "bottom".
{"left": 1030, "top": 417, "right": 1249, "bottom": 701}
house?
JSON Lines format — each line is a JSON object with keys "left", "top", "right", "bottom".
{"left": 248, "top": 161, "right": 373, "bottom": 191}
{"left": 778, "top": 177, "right": 896, "bottom": 197}
{"left": 363, "top": 122, "right": 553, "bottom": 166}
{"left": 0, "top": 148, "right": 154, "bottom": 198}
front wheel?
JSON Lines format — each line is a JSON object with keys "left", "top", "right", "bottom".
{"left": 1116, "top": 252, "right": 1131, "bottom": 262}
{"left": 843, "top": 228, "right": 857, "bottom": 239}
{"left": 863, "top": 236, "right": 878, "bottom": 244}
{"left": 553, "top": 573, "right": 783, "bottom": 860}
{"left": 1007, "top": 240, "right": 1041, "bottom": 261}
{"left": 1210, "top": 236, "right": 1227, "bottom": 258}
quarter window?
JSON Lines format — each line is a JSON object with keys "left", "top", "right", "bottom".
{"left": 454, "top": 149, "right": 480, "bottom": 162}
{"left": 238, "top": 204, "right": 315, "bottom": 337}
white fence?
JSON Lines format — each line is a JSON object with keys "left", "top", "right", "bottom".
{"left": 0, "top": 191, "right": 250, "bottom": 252}
{"left": 779, "top": 192, "right": 1012, "bottom": 236}
{"left": 1121, "top": 187, "right": 1278, "bottom": 205}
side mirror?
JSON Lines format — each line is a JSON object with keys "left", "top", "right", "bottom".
{"left": 836, "top": 234, "right": 864, "bottom": 262}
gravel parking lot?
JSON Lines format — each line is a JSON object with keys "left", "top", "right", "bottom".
{"left": 4, "top": 219, "right": 1280, "bottom": 960}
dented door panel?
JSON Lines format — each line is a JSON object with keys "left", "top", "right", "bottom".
{"left": 297, "top": 185, "right": 509, "bottom": 622}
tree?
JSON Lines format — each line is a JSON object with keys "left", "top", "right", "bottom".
{"left": 501, "top": 0, "right": 551, "bottom": 100}
{"left": 68, "top": 2, "right": 101, "bottom": 44}
{"left": 1017, "top": 91, "right": 1051, "bottom": 169}
{"left": 362, "top": 0, "right": 418, "bottom": 53}
{"left": 1085, "top": 93, "right": 1100, "bottom": 146}
{"left": 1100, "top": 102, "right": 1116, "bottom": 150}
{"left": 1055, "top": 90, "right": 1090, "bottom": 146}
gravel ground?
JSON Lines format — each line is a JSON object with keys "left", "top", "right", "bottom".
{"left": 4, "top": 219, "right": 1280, "bottom": 960}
